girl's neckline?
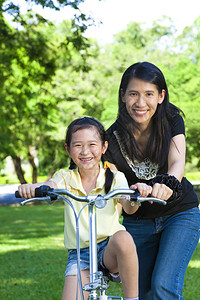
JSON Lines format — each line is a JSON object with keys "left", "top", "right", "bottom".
{"left": 78, "top": 165, "right": 101, "bottom": 195}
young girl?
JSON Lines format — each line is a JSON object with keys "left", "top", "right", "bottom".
{"left": 103, "top": 62, "right": 200, "bottom": 300}
{"left": 18, "top": 117, "right": 140, "bottom": 300}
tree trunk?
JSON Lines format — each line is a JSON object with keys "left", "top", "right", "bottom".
{"left": 28, "top": 147, "right": 38, "bottom": 183}
{"left": 46, "top": 167, "right": 57, "bottom": 181}
{"left": 12, "top": 156, "right": 27, "bottom": 184}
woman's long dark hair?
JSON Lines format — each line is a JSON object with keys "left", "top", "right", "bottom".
{"left": 66, "top": 117, "right": 113, "bottom": 193}
{"left": 118, "top": 62, "right": 182, "bottom": 168}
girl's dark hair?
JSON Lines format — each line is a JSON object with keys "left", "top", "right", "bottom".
{"left": 66, "top": 116, "right": 113, "bottom": 193}
{"left": 118, "top": 61, "right": 183, "bottom": 168}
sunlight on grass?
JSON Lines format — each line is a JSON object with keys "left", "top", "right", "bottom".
{"left": 188, "top": 260, "right": 200, "bottom": 268}
{"left": 0, "top": 244, "right": 31, "bottom": 253}
{"left": 0, "top": 205, "right": 199, "bottom": 299}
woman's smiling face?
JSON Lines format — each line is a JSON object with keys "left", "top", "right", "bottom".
{"left": 121, "top": 78, "right": 165, "bottom": 129}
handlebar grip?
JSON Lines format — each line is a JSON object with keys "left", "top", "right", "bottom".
{"left": 130, "top": 191, "right": 141, "bottom": 200}
{"left": 15, "top": 191, "right": 21, "bottom": 198}
{"left": 35, "top": 185, "right": 54, "bottom": 197}
{"left": 15, "top": 185, "right": 54, "bottom": 198}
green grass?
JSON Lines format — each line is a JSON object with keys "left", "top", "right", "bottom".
{"left": 0, "top": 204, "right": 199, "bottom": 299}
{"left": 185, "top": 172, "right": 200, "bottom": 182}
{"left": 0, "top": 175, "right": 49, "bottom": 185}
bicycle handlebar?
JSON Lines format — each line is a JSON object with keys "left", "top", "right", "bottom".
{"left": 15, "top": 185, "right": 167, "bottom": 206}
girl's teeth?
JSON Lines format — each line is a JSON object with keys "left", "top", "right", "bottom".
{"left": 81, "top": 158, "right": 92, "bottom": 161}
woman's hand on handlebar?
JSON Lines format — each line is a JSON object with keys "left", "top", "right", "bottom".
{"left": 151, "top": 183, "right": 173, "bottom": 201}
{"left": 130, "top": 182, "right": 173, "bottom": 201}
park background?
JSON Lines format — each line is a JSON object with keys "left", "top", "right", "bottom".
{"left": 0, "top": 0, "right": 200, "bottom": 299}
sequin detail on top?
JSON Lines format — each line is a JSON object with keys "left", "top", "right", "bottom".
{"left": 113, "top": 130, "right": 159, "bottom": 180}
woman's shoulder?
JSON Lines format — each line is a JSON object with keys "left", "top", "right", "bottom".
{"left": 106, "top": 121, "right": 119, "bottom": 136}
{"left": 170, "top": 112, "right": 185, "bottom": 136}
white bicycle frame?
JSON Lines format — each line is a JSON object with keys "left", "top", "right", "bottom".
{"left": 19, "top": 187, "right": 167, "bottom": 300}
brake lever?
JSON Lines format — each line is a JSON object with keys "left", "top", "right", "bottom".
{"left": 130, "top": 192, "right": 167, "bottom": 206}
{"left": 20, "top": 196, "right": 52, "bottom": 206}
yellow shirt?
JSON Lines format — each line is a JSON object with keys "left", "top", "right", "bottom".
{"left": 51, "top": 166, "right": 129, "bottom": 249}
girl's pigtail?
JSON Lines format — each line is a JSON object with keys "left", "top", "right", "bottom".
{"left": 104, "top": 161, "right": 114, "bottom": 194}
{"left": 69, "top": 159, "right": 76, "bottom": 170}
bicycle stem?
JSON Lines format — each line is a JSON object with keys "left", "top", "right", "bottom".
{"left": 89, "top": 202, "right": 98, "bottom": 299}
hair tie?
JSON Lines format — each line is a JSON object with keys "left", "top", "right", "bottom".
{"left": 104, "top": 161, "right": 110, "bottom": 169}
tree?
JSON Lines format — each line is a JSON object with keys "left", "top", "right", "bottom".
{"left": 88, "top": 17, "right": 200, "bottom": 168}
{"left": 0, "top": 4, "right": 99, "bottom": 183}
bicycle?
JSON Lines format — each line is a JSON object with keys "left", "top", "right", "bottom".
{"left": 15, "top": 186, "right": 166, "bottom": 300}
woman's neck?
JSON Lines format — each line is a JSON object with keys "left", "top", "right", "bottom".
{"left": 133, "top": 122, "right": 152, "bottom": 154}
{"left": 79, "top": 166, "right": 100, "bottom": 195}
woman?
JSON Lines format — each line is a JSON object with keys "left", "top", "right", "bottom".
{"left": 103, "top": 62, "right": 200, "bottom": 300}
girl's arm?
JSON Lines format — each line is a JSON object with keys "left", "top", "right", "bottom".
{"left": 18, "top": 180, "right": 58, "bottom": 199}
{"left": 120, "top": 183, "right": 153, "bottom": 214}
{"left": 109, "top": 163, "right": 153, "bottom": 212}
{"left": 120, "top": 197, "right": 139, "bottom": 214}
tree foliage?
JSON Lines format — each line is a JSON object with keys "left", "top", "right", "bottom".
{"left": 92, "top": 17, "right": 200, "bottom": 168}
{"left": 0, "top": 5, "right": 200, "bottom": 182}
{"left": 0, "top": 0, "right": 100, "bottom": 182}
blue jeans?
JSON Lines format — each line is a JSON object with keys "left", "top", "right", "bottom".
{"left": 65, "top": 238, "right": 109, "bottom": 276}
{"left": 123, "top": 207, "right": 200, "bottom": 300}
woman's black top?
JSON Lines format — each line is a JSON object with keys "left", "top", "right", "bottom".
{"left": 104, "top": 114, "right": 199, "bottom": 219}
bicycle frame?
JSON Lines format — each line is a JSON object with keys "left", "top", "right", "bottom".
{"left": 18, "top": 187, "right": 167, "bottom": 300}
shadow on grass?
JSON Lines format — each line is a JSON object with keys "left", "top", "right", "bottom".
{"left": 0, "top": 205, "right": 66, "bottom": 299}
{"left": 0, "top": 205, "right": 199, "bottom": 299}
{"left": 0, "top": 248, "right": 67, "bottom": 300}
{"left": 0, "top": 204, "right": 64, "bottom": 240}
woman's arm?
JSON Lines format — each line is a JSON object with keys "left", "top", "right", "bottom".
{"left": 151, "top": 134, "right": 185, "bottom": 200}
{"left": 167, "top": 134, "right": 185, "bottom": 181}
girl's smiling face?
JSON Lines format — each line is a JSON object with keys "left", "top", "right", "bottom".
{"left": 65, "top": 126, "right": 108, "bottom": 172}
{"left": 121, "top": 78, "right": 165, "bottom": 129}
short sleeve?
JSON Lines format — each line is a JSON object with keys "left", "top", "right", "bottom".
{"left": 112, "top": 171, "right": 129, "bottom": 190}
{"left": 50, "top": 169, "right": 69, "bottom": 189}
{"left": 171, "top": 114, "right": 185, "bottom": 137}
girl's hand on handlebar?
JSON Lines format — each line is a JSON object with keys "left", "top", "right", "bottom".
{"left": 151, "top": 183, "right": 173, "bottom": 201}
{"left": 130, "top": 183, "right": 152, "bottom": 197}
{"left": 18, "top": 181, "right": 58, "bottom": 199}
{"left": 18, "top": 183, "right": 38, "bottom": 199}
